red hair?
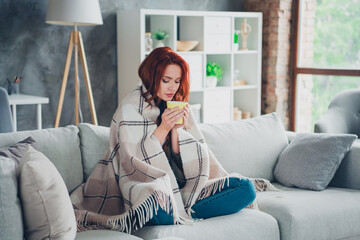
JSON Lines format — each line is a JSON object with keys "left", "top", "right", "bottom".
{"left": 138, "top": 47, "right": 190, "bottom": 105}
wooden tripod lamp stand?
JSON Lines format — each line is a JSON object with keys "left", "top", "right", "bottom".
{"left": 46, "top": 0, "right": 103, "bottom": 128}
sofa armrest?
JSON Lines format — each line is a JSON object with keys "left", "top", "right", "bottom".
{"left": 314, "top": 109, "right": 353, "bottom": 134}
{"left": 329, "top": 139, "right": 360, "bottom": 190}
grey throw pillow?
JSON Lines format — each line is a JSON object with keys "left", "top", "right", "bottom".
{"left": 0, "top": 136, "right": 38, "bottom": 168}
{"left": 0, "top": 136, "right": 37, "bottom": 240}
{"left": 274, "top": 133, "right": 357, "bottom": 191}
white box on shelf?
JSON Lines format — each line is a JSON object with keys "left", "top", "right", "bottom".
{"left": 179, "top": 53, "right": 203, "bottom": 91}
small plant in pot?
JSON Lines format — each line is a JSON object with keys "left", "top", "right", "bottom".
{"left": 153, "top": 29, "right": 169, "bottom": 48}
{"left": 206, "top": 62, "right": 223, "bottom": 88}
{"left": 234, "top": 30, "right": 240, "bottom": 50}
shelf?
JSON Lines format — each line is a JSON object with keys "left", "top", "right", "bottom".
{"left": 147, "top": 50, "right": 204, "bottom": 55}
{"left": 205, "top": 51, "right": 232, "bottom": 55}
{"left": 233, "top": 85, "right": 258, "bottom": 90}
{"left": 117, "top": 9, "right": 262, "bottom": 124}
{"left": 234, "top": 50, "right": 258, "bottom": 54}
{"left": 190, "top": 89, "right": 204, "bottom": 93}
{"left": 176, "top": 51, "right": 204, "bottom": 55}
{"left": 204, "top": 86, "right": 232, "bottom": 91}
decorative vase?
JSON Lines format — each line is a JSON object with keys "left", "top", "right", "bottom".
{"left": 155, "top": 40, "right": 165, "bottom": 48}
{"left": 7, "top": 83, "right": 19, "bottom": 95}
{"left": 206, "top": 76, "right": 217, "bottom": 88}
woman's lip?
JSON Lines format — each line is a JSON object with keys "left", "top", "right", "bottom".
{"left": 166, "top": 94, "right": 174, "bottom": 97}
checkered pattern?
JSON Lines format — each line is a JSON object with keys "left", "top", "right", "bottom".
{"left": 70, "top": 84, "right": 277, "bottom": 233}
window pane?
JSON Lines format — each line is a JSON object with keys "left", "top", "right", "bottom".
{"left": 298, "top": 0, "right": 360, "bottom": 69}
{"left": 296, "top": 74, "right": 360, "bottom": 132}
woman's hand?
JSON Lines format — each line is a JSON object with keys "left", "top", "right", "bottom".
{"left": 153, "top": 106, "right": 186, "bottom": 144}
{"left": 170, "top": 104, "right": 190, "bottom": 153}
{"left": 173, "top": 104, "right": 190, "bottom": 129}
{"left": 160, "top": 106, "right": 185, "bottom": 131}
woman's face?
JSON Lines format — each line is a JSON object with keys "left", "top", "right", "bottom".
{"left": 157, "top": 64, "right": 182, "bottom": 101}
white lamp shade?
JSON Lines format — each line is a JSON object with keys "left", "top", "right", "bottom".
{"left": 46, "top": 0, "right": 103, "bottom": 26}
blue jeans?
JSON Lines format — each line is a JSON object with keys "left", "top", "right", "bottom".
{"left": 147, "top": 177, "right": 256, "bottom": 225}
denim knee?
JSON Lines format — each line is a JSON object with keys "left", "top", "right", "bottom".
{"left": 237, "top": 178, "right": 256, "bottom": 206}
{"left": 227, "top": 178, "right": 256, "bottom": 203}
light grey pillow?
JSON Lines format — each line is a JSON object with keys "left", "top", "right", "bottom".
{"left": 274, "top": 133, "right": 357, "bottom": 191}
{"left": 199, "top": 113, "right": 288, "bottom": 181}
{"left": 0, "top": 136, "right": 38, "bottom": 167}
{"left": 0, "top": 137, "right": 37, "bottom": 240}
{"left": 0, "top": 157, "right": 23, "bottom": 240}
{"left": 78, "top": 123, "right": 110, "bottom": 181}
{"left": 19, "top": 145, "right": 77, "bottom": 240}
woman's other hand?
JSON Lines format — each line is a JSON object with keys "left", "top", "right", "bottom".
{"left": 161, "top": 106, "right": 184, "bottom": 131}
{"left": 173, "top": 104, "right": 190, "bottom": 129}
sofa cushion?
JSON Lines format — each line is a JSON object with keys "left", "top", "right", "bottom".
{"left": 76, "top": 230, "right": 143, "bottom": 240}
{"left": 274, "top": 133, "right": 357, "bottom": 191}
{"left": 19, "top": 146, "right": 77, "bottom": 240}
{"left": 0, "top": 137, "right": 38, "bottom": 240}
{"left": 0, "top": 136, "right": 38, "bottom": 167}
{"left": 330, "top": 139, "right": 360, "bottom": 190}
{"left": 257, "top": 183, "right": 360, "bottom": 240}
{"left": 199, "top": 113, "right": 288, "bottom": 181}
{"left": 78, "top": 123, "right": 110, "bottom": 180}
{"left": 0, "top": 125, "right": 83, "bottom": 192}
{"left": 0, "top": 156, "right": 23, "bottom": 240}
{"left": 134, "top": 209, "right": 279, "bottom": 240}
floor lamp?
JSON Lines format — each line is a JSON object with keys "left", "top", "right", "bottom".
{"left": 46, "top": 0, "right": 103, "bottom": 127}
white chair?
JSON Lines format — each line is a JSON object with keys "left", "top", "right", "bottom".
{"left": 0, "top": 87, "right": 14, "bottom": 133}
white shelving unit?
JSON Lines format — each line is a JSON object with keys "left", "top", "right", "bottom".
{"left": 117, "top": 9, "right": 262, "bottom": 123}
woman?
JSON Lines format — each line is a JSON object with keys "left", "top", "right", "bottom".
{"left": 137, "top": 47, "right": 256, "bottom": 225}
{"left": 72, "top": 47, "right": 272, "bottom": 233}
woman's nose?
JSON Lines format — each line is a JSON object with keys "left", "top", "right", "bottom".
{"left": 169, "top": 83, "right": 176, "bottom": 91}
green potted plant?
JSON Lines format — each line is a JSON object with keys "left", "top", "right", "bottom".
{"left": 206, "top": 62, "right": 223, "bottom": 88}
{"left": 153, "top": 29, "right": 169, "bottom": 48}
{"left": 234, "top": 30, "right": 240, "bottom": 50}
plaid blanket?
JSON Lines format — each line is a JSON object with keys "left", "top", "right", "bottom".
{"left": 70, "top": 84, "right": 277, "bottom": 233}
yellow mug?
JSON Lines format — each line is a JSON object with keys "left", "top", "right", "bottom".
{"left": 167, "top": 101, "right": 188, "bottom": 124}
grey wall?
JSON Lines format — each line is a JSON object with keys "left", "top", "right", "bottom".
{"left": 0, "top": 0, "right": 242, "bottom": 131}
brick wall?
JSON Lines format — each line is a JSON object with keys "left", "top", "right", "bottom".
{"left": 242, "top": 0, "right": 293, "bottom": 129}
{"left": 242, "top": 0, "right": 316, "bottom": 131}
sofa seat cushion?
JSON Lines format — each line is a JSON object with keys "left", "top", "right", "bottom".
{"left": 75, "top": 230, "right": 143, "bottom": 240}
{"left": 133, "top": 209, "right": 280, "bottom": 240}
{"left": 257, "top": 183, "right": 360, "bottom": 240}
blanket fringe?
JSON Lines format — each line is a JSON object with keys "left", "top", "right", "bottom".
{"left": 250, "top": 178, "right": 279, "bottom": 192}
{"left": 196, "top": 176, "right": 229, "bottom": 202}
{"left": 107, "top": 190, "right": 180, "bottom": 233}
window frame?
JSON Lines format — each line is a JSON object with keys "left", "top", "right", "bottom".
{"left": 290, "top": 0, "right": 360, "bottom": 131}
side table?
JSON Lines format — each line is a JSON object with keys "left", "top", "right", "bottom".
{"left": 8, "top": 94, "right": 50, "bottom": 132}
